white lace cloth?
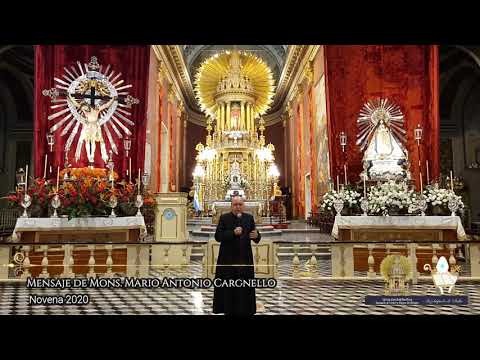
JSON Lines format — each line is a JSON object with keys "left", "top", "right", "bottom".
{"left": 332, "top": 216, "right": 466, "bottom": 240}
{"left": 11, "top": 216, "right": 147, "bottom": 242}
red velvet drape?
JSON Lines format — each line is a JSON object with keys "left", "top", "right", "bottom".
{"left": 34, "top": 45, "right": 150, "bottom": 181}
{"left": 325, "top": 45, "right": 440, "bottom": 189}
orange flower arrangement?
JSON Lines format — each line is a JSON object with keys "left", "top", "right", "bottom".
{"left": 60, "top": 167, "right": 119, "bottom": 180}
{"left": 5, "top": 167, "right": 155, "bottom": 219}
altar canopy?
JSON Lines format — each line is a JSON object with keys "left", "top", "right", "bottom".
{"left": 34, "top": 45, "right": 150, "bottom": 179}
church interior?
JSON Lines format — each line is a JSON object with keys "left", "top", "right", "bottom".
{"left": 0, "top": 44, "right": 479, "bottom": 315}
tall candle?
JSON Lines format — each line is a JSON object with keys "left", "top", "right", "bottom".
{"left": 43, "top": 154, "right": 48, "bottom": 179}
{"left": 56, "top": 166, "right": 60, "bottom": 193}
{"left": 450, "top": 170, "right": 454, "bottom": 191}
{"left": 129, "top": 158, "right": 132, "bottom": 183}
{"left": 363, "top": 176, "right": 366, "bottom": 198}
{"left": 336, "top": 175, "right": 340, "bottom": 192}
{"left": 344, "top": 164, "right": 347, "bottom": 185}
{"left": 138, "top": 168, "right": 141, "bottom": 191}
{"left": 419, "top": 171, "right": 423, "bottom": 193}
{"left": 25, "top": 164, "right": 28, "bottom": 191}
{"left": 426, "top": 160, "right": 430, "bottom": 184}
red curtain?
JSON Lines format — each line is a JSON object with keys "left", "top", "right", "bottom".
{"left": 34, "top": 45, "right": 150, "bottom": 180}
{"left": 325, "top": 45, "right": 440, "bottom": 189}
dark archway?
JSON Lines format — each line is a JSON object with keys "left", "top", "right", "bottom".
{"left": 0, "top": 45, "right": 34, "bottom": 205}
{"left": 440, "top": 45, "right": 480, "bottom": 225}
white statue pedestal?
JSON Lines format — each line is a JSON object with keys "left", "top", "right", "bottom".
{"left": 152, "top": 192, "right": 191, "bottom": 270}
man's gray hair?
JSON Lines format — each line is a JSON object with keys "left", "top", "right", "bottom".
{"left": 231, "top": 195, "right": 244, "bottom": 203}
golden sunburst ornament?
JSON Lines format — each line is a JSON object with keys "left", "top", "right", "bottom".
{"left": 194, "top": 50, "right": 275, "bottom": 118}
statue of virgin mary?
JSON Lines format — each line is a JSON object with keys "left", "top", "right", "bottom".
{"left": 357, "top": 99, "right": 410, "bottom": 181}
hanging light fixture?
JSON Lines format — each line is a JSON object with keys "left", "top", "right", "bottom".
{"left": 46, "top": 132, "right": 55, "bottom": 152}
{"left": 142, "top": 171, "right": 150, "bottom": 187}
{"left": 16, "top": 168, "right": 25, "bottom": 187}
{"left": 193, "top": 164, "right": 205, "bottom": 178}
{"left": 124, "top": 137, "right": 132, "bottom": 157}
{"left": 339, "top": 131, "right": 347, "bottom": 152}
{"left": 267, "top": 164, "right": 280, "bottom": 179}
{"left": 414, "top": 124, "right": 423, "bottom": 145}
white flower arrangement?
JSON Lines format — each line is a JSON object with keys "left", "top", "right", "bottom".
{"left": 367, "top": 180, "right": 416, "bottom": 216}
{"left": 424, "top": 185, "right": 464, "bottom": 212}
{"left": 321, "top": 189, "right": 361, "bottom": 213}
{"left": 320, "top": 180, "right": 465, "bottom": 217}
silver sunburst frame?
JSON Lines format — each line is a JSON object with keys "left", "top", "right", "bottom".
{"left": 356, "top": 98, "right": 407, "bottom": 152}
{"left": 42, "top": 56, "right": 140, "bottom": 164}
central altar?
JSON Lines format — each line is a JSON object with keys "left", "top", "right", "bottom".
{"left": 192, "top": 49, "right": 280, "bottom": 219}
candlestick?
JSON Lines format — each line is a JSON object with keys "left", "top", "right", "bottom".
{"left": 44, "top": 154, "right": 48, "bottom": 179}
{"left": 344, "top": 164, "right": 347, "bottom": 185}
{"left": 111, "top": 176, "right": 114, "bottom": 188}
{"left": 25, "top": 164, "right": 28, "bottom": 190}
{"left": 56, "top": 166, "right": 60, "bottom": 193}
{"left": 450, "top": 170, "right": 454, "bottom": 191}
{"left": 426, "top": 160, "right": 430, "bottom": 184}
{"left": 336, "top": 175, "right": 339, "bottom": 192}
{"left": 363, "top": 176, "right": 366, "bottom": 198}
{"left": 138, "top": 168, "right": 141, "bottom": 192}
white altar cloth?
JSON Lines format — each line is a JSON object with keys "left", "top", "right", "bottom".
{"left": 332, "top": 216, "right": 466, "bottom": 240}
{"left": 11, "top": 216, "right": 147, "bottom": 242}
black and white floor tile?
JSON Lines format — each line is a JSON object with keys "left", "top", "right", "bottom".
{"left": 0, "top": 259, "right": 478, "bottom": 315}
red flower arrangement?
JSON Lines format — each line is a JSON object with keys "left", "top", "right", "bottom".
{"left": 3, "top": 167, "right": 156, "bottom": 219}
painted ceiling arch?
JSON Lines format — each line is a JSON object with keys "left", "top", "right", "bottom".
{"left": 182, "top": 45, "right": 288, "bottom": 85}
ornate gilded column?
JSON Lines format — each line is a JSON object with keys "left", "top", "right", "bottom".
{"left": 250, "top": 103, "right": 255, "bottom": 132}
{"left": 183, "top": 118, "right": 187, "bottom": 187}
{"left": 251, "top": 103, "right": 255, "bottom": 132}
{"left": 240, "top": 101, "right": 245, "bottom": 130}
{"left": 216, "top": 107, "right": 221, "bottom": 132}
{"left": 245, "top": 103, "right": 251, "bottom": 131}
{"left": 219, "top": 102, "right": 225, "bottom": 132}
{"left": 226, "top": 102, "right": 231, "bottom": 130}
{"left": 283, "top": 114, "right": 288, "bottom": 186}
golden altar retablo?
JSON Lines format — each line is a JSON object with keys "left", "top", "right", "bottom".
{"left": 192, "top": 49, "right": 280, "bottom": 218}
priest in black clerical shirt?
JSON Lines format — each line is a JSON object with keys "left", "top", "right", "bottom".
{"left": 213, "top": 195, "right": 261, "bottom": 315}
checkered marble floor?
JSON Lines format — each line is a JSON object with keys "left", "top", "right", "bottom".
{"left": 0, "top": 259, "right": 478, "bottom": 315}
{"left": 151, "top": 257, "right": 472, "bottom": 279}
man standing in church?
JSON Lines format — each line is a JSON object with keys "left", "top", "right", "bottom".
{"left": 213, "top": 195, "right": 261, "bottom": 315}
